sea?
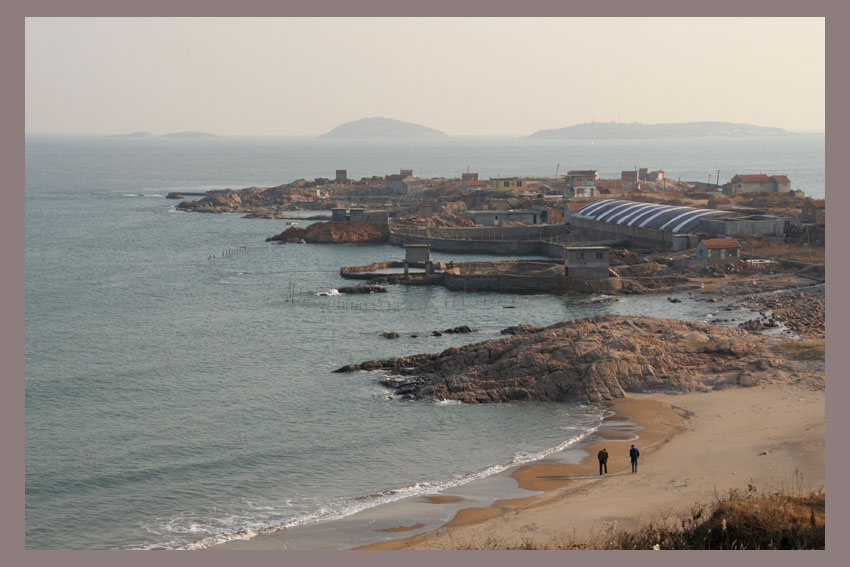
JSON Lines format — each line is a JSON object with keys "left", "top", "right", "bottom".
{"left": 24, "top": 133, "right": 825, "bottom": 549}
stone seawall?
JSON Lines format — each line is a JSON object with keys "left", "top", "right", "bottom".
{"left": 389, "top": 225, "right": 626, "bottom": 257}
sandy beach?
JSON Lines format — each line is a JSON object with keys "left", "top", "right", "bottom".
{"left": 359, "top": 379, "right": 824, "bottom": 550}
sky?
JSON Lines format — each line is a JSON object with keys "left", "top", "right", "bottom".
{"left": 25, "top": 17, "right": 825, "bottom": 136}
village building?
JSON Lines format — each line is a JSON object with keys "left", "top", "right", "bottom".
{"left": 335, "top": 169, "right": 347, "bottom": 182}
{"left": 462, "top": 179, "right": 490, "bottom": 191}
{"left": 488, "top": 177, "right": 527, "bottom": 192}
{"left": 644, "top": 170, "right": 665, "bottom": 182}
{"left": 461, "top": 172, "right": 479, "bottom": 182}
{"left": 802, "top": 198, "right": 825, "bottom": 225}
{"left": 696, "top": 238, "right": 742, "bottom": 265}
{"left": 622, "top": 170, "right": 638, "bottom": 182}
{"left": 386, "top": 170, "right": 424, "bottom": 195}
{"left": 722, "top": 174, "right": 793, "bottom": 194}
{"left": 568, "top": 185, "right": 596, "bottom": 198}
{"left": 564, "top": 246, "right": 610, "bottom": 280}
{"left": 564, "top": 170, "right": 599, "bottom": 188}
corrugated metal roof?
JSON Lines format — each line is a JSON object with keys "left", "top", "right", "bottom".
{"left": 574, "top": 199, "right": 728, "bottom": 233}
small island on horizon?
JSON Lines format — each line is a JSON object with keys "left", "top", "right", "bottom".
{"left": 109, "top": 131, "right": 221, "bottom": 139}
{"left": 529, "top": 121, "right": 791, "bottom": 139}
{"left": 319, "top": 117, "right": 449, "bottom": 139}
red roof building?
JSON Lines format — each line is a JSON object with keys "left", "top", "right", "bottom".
{"left": 723, "top": 174, "right": 792, "bottom": 194}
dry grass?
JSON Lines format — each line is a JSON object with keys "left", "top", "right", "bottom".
{"left": 583, "top": 487, "right": 824, "bottom": 550}
{"left": 455, "top": 483, "right": 825, "bottom": 550}
{"left": 739, "top": 238, "right": 824, "bottom": 265}
{"left": 774, "top": 340, "right": 825, "bottom": 361}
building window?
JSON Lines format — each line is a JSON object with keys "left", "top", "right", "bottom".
{"left": 504, "top": 181, "right": 510, "bottom": 188}
{"left": 711, "top": 249, "right": 721, "bottom": 257}
{"left": 596, "top": 252, "right": 603, "bottom": 259}
{"left": 729, "top": 249, "right": 738, "bottom": 257}
{"left": 577, "top": 252, "right": 585, "bottom": 259}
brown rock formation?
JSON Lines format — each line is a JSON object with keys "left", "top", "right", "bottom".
{"left": 335, "top": 315, "right": 804, "bottom": 404}
{"left": 267, "top": 221, "right": 387, "bottom": 244}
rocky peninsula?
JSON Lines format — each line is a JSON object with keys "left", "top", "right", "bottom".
{"left": 266, "top": 221, "right": 387, "bottom": 244}
{"left": 335, "top": 314, "right": 814, "bottom": 404}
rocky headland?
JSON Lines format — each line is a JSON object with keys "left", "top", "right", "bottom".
{"left": 335, "top": 315, "right": 821, "bottom": 404}
{"left": 266, "top": 221, "right": 387, "bottom": 244}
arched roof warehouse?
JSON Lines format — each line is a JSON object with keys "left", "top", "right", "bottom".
{"left": 574, "top": 199, "right": 730, "bottom": 233}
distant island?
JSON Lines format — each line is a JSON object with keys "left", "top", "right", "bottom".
{"left": 529, "top": 121, "right": 790, "bottom": 139}
{"left": 110, "top": 131, "right": 154, "bottom": 138}
{"left": 319, "top": 117, "right": 449, "bottom": 139}
{"left": 109, "top": 131, "right": 221, "bottom": 139}
{"left": 159, "top": 131, "right": 221, "bottom": 139}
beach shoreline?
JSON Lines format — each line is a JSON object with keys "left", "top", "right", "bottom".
{"left": 355, "top": 381, "right": 824, "bottom": 550}
{"left": 214, "top": 373, "right": 823, "bottom": 551}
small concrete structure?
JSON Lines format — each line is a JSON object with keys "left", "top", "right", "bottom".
{"left": 708, "top": 196, "right": 732, "bottom": 210}
{"left": 564, "top": 246, "right": 610, "bottom": 280}
{"left": 331, "top": 208, "right": 348, "bottom": 222}
{"left": 404, "top": 244, "right": 433, "bottom": 278}
{"left": 349, "top": 208, "right": 366, "bottom": 223}
{"left": 696, "top": 239, "right": 741, "bottom": 265}
{"left": 335, "top": 169, "right": 347, "bottom": 182}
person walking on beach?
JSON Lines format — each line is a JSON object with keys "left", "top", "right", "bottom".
{"left": 598, "top": 448, "right": 609, "bottom": 475}
{"left": 630, "top": 444, "right": 640, "bottom": 474}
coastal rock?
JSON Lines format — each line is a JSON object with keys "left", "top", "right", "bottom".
{"left": 500, "top": 324, "right": 543, "bottom": 336}
{"left": 442, "top": 325, "right": 476, "bottom": 334}
{"left": 336, "top": 314, "right": 806, "bottom": 404}
{"left": 267, "top": 221, "right": 387, "bottom": 244}
{"left": 338, "top": 285, "right": 388, "bottom": 294}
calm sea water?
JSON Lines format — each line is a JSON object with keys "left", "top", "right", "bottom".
{"left": 24, "top": 134, "right": 825, "bottom": 549}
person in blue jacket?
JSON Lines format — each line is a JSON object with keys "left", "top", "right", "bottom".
{"left": 629, "top": 444, "right": 640, "bottom": 473}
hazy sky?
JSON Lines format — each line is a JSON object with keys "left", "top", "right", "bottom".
{"left": 25, "top": 17, "right": 825, "bottom": 136}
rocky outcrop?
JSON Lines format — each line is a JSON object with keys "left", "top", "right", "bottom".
{"left": 335, "top": 315, "right": 798, "bottom": 404}
{"left": 339, "top": 285, "right": 388, "bottom": 294}
{"left": 266, "top": 222, "right": 387, "bottom": 244}
{"left": 176, "top": 188, "right": 267, "bottom": 212}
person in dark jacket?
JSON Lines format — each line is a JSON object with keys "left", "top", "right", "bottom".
{"left": 598, "top": 448, "right": 609, "bottom": 475}
{"left": 629, "top": 444, "right": 640, "bottom": 473}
